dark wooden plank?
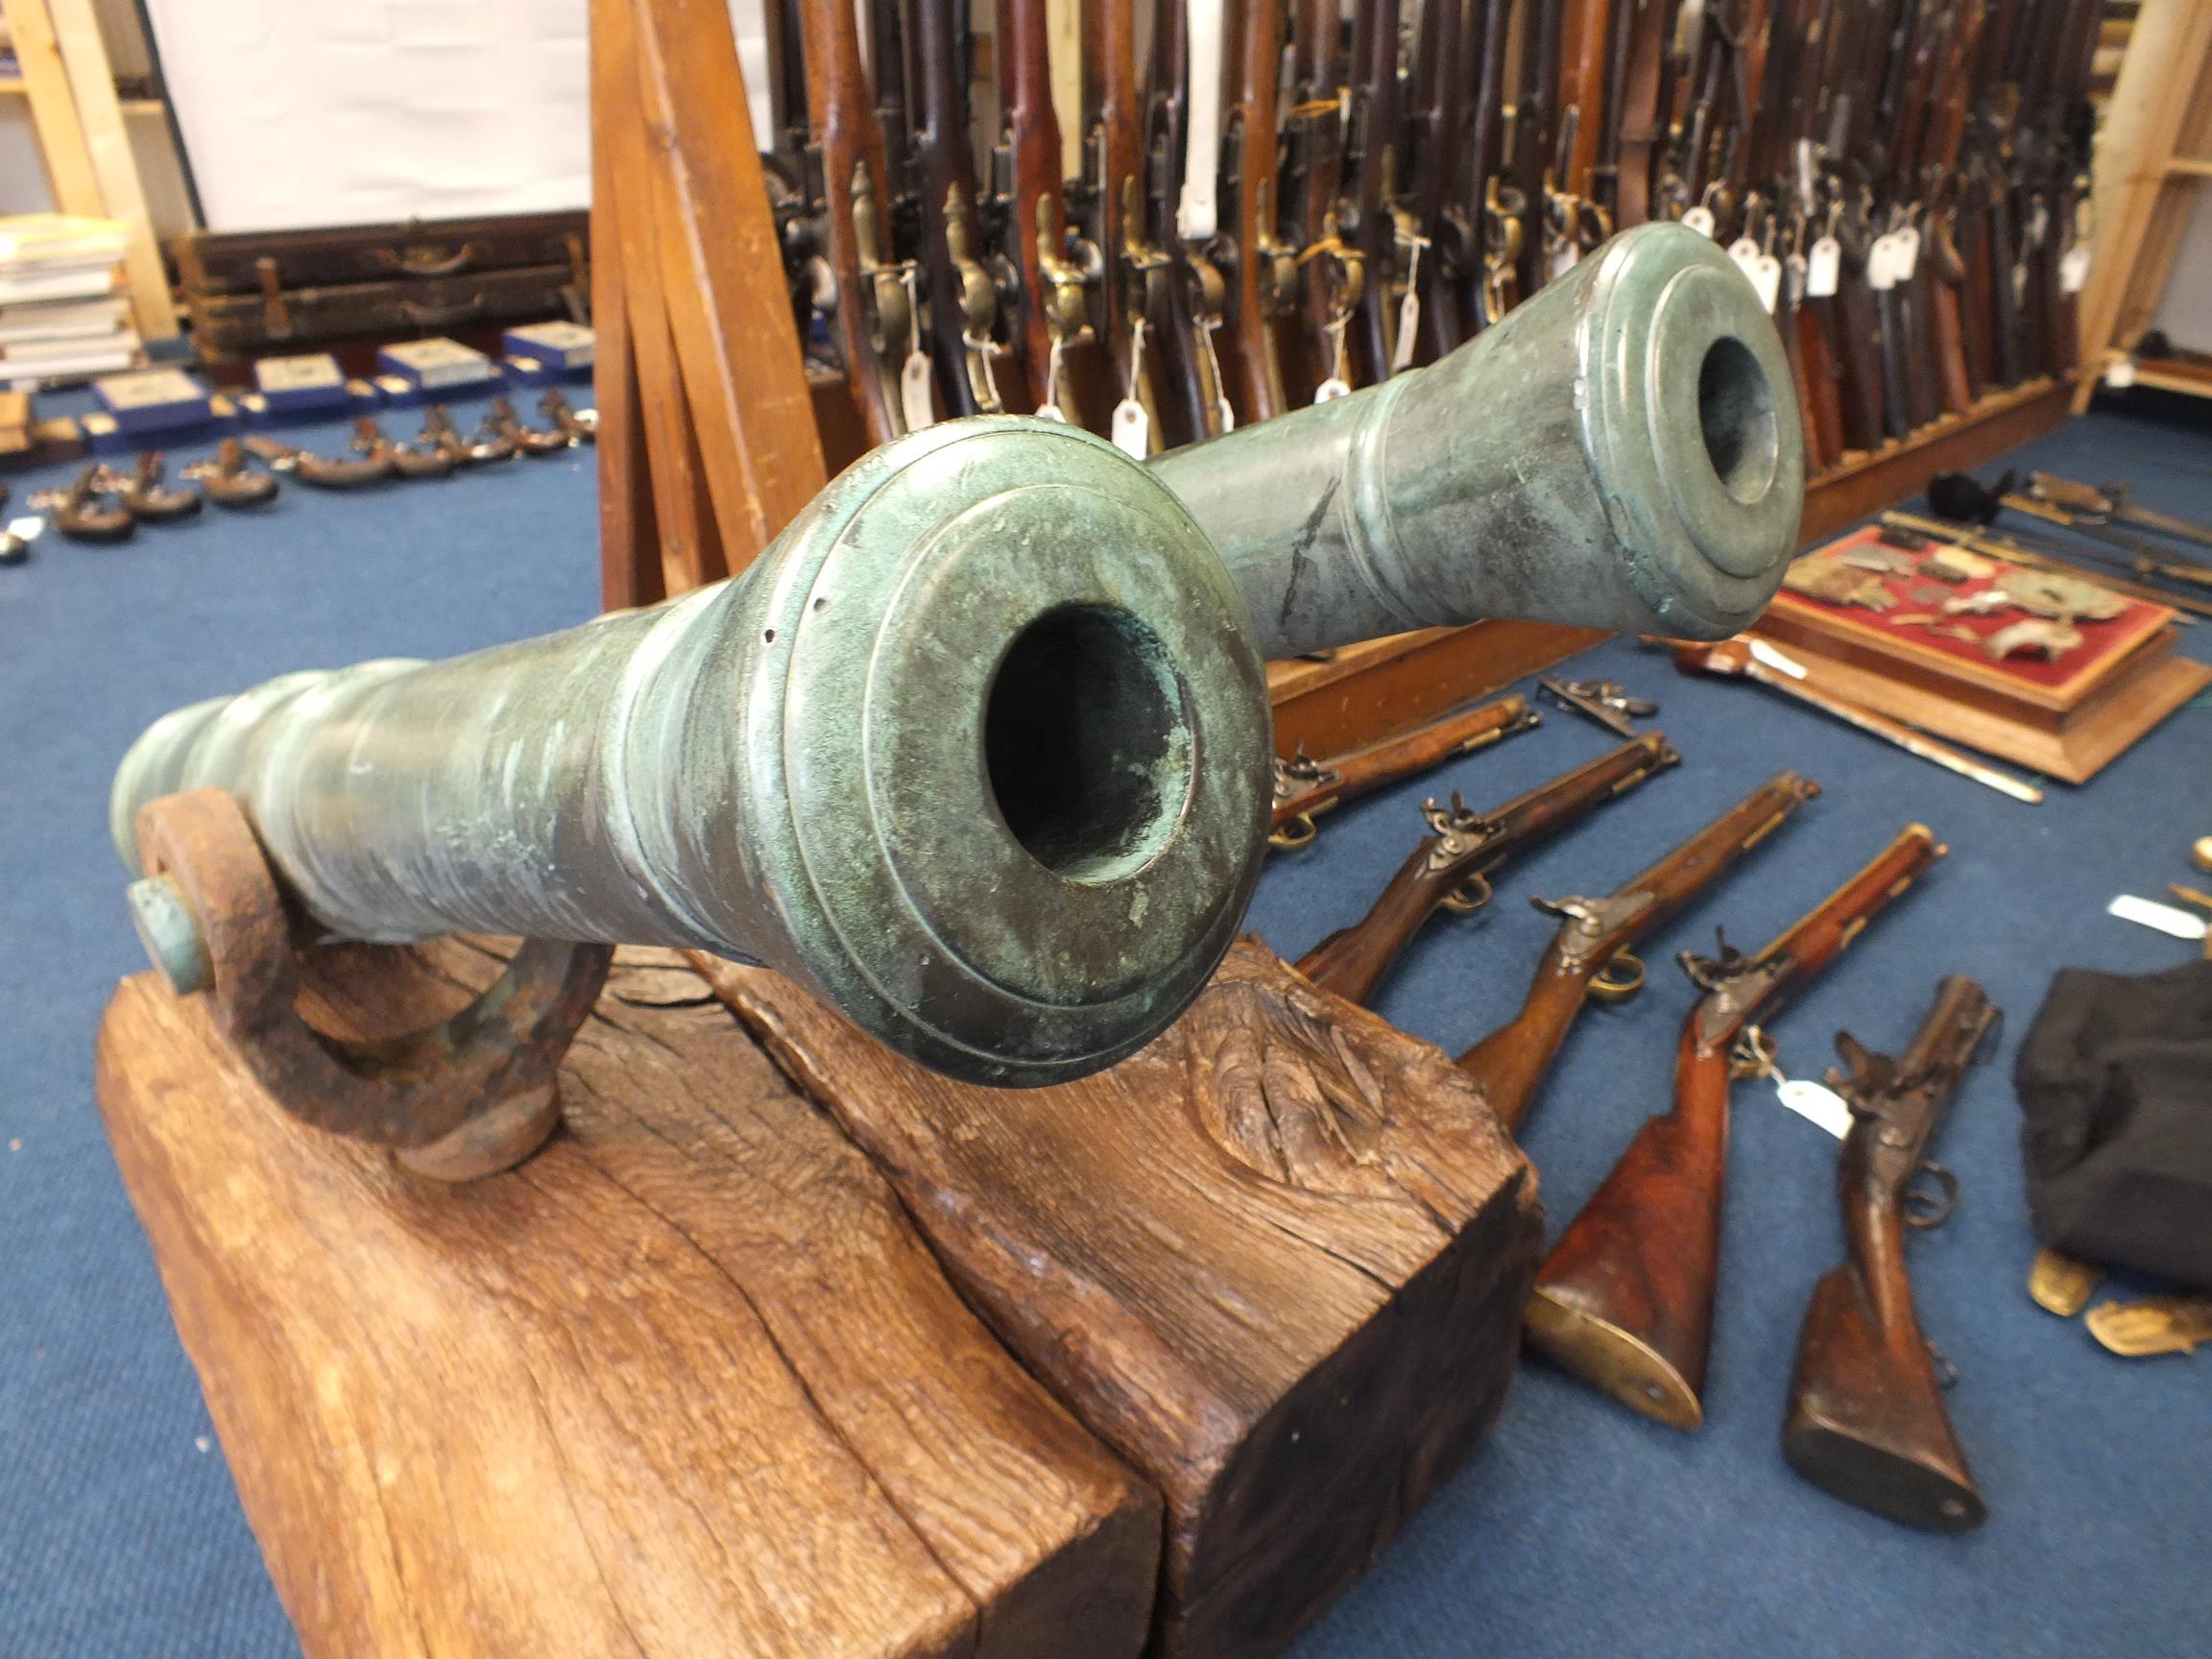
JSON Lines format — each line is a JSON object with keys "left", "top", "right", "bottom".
{"left": 97, "top": 943, "right": 1159, "bottom": 1659}
{"left": 703, "top": 939, "right": 1542, "bottom": 1659}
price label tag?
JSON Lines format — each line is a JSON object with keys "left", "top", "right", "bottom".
{"left": 1866, "top": 232, "right": 1898, "bottom": 292}
{"left": 1392, "top": 288, "right": 1421, "bottom": 373}
{"left": 2104, "top": 356, "right": 2137, "bottom": 390}
{"left": 901, "top": 350, "right": 937, "bottom": 432}
{"left": 1313, "top": 376, "right": 1351, "bottom": 402}
{"left": 2060, "top": 243, "right": 2093, "bottom": 294}
{"left": 1807, "top": 235, "right": 1841, "bottom": 298}
{"left": 1751, "top": 252, "right": 1783, "bottom": 312}
{"left": 1777, "top": 1078, "right": 1855, "bottom": 1140}
{"left": 1891, "top": 225, "right": 1921, "bottom": 282}
{"left": 1682, "top": 204, "right": 1717, "bottom": 238}
{"left": 1111, "top": 397, "right": 1151, "bottom": 458}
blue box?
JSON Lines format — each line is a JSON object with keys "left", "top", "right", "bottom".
{"left": 252, "top": 352, "right": 352, "bottom": 414}
{"left": 375, "top": 337, "right": 498, "bottom": 394}
{"left": 501, "top": 321, "right": 593, "bottom": 373}
{"left": 90, "top": 367, "right": 216, "bottom": 437}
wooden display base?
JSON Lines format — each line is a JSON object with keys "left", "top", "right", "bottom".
{"left": 703, "top": 941, "right": 1540, "bottom": 1659}
{"left": 1268, "top": 620, "right": 1607, "bottom": 757}
{"left": 1795, "top": 376, "right": 2076, "bottom": 546}
{"left": 99, "top": 941, "right": 1158, "bottom": 1659}
{"left": 100, "top": 937, "right": 1538, "bottom": 1659}
{"left": 1744, "top": 635, "right": 2211, "bottom": 782}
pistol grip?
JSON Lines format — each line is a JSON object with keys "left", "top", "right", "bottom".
{"left": 1783, "top": 1264, "right": 1985, "bottom": 1532}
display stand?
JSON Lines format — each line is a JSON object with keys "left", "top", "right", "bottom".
{"left": 101, "top": 794, "right": 1539, "bottom": 1659}
{"left": 98, "top": 930, "right": 1161, "bottom": 1659}
{"left": 703, "top": 942, "right": 1540, "bottom": 1659}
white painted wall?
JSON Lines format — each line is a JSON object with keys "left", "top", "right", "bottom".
{"left": 139, "top": 0, "right": 786, "bottom": 234}
{"left": 2150, "top": 188, "right": 2212, "bottom": 353}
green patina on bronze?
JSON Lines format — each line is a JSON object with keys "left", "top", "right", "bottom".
{"left": 110, "top": 223, "right": 1803, "bottom": 1088}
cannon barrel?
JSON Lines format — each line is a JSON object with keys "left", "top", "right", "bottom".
{"left": 111, "top": 224, "right": 1800, "bottom": 1087}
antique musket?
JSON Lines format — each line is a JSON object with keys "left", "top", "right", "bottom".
{"left": 1268, "top": 696, "right": 1541, "bottom": 851}
{"left": 1458, "top": 771, "right": 1822, "bottom": 1134}
{"left": 110, "top": 223, "right": 1803, "bottom": 1089}
{"left": 1784, "top": 974, "right": 1998, "bottom": 1530}
{"left": 1296, "top": 733, "right": 1682, "bottom": 1006}
{"left": 1527, "top": 823, "right": 1946, "bottom": 1429}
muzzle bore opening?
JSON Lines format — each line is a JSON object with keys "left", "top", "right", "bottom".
{"left": 1696, "top": 334, "right": 1780, "bottom": 507}
{"left": 984, "top": 604, "right": 1191, "bottom": 885}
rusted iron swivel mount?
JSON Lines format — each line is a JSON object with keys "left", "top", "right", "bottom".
{"left": 125, "top": 788, "right": 611, "bottom": 1182}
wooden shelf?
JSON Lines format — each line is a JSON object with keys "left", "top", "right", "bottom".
{"left": 2129, "top": 362, "right": 2212, "bottom": 399}
{"left": 1796, "top": 376, "right": 2077, "bottom": 545}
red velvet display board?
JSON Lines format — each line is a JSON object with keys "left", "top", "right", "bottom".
{"left": 1768, "top": 524, "right": 2176, "bottom": 709}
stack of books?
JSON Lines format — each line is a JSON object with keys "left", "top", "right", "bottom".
{"left": 0, "top": 215, "right": 139, "bottom": 387}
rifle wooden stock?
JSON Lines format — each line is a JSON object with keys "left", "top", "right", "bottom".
{"left": 1296, "top": 733, "right": 1681, "bottom": 1005}
{"left": 997, "top": 0, "right": 1074, "bottom": 417}
{"left": 1406, "top": 0, "right": 1469, "bottom": 360}
{"left": 1796, "top": 296, "right": 1846, "bottom": 471}
{"left": 1284, "top": 0, "right": 1355, "bottom": 397}
{"left": 1271, "top": 695, "right": 1540, "bottom": 847}
{"left": 1080, "top": 0, "right": 1168, "bottom": 448}
{"left": 911, "top": 0, "right": 1014, "bottom": 417}
{"left": 796, "top": 0, "right": 906, "bottom": 445}
{"left": 1527, "top": 825, "right": 1946, "bottom": 1429}
{"left": 1457, "top": 772, "right": 1822, "bottom": 1135}
{"left": 1611, "top": 0, "right": 1669, "bottom": 228}
{"left": 1344, "top": 0, "right": 1407, "bottom": 382}
{"left": 1558, "top": 0, "right": 1613, "bottom": 216}
{"left": 1141, "top": 0, "right": 1225, "bottom": 445}
{"left": 1783, "top": 974, "right": 1995, "bottom": 1531}
{"left": 1219, "top": 0, "right": 1290, "bottom": 424}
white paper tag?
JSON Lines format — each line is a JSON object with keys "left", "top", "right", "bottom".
{"left": 1313, "top": 375, "right": 1351, "bottom": 402}
{"left": 2104, "top": 356, "right": 2137, "bottom": 389}
{"left": 1777, "top": 1078, "right": 1855, "bottom": 1140}
{"left": 900, "top": 350, "right": 937, "bottom": 431}
{"left": 1110, "top": 397, "right": 1150, "bottom": 458}
{"left": 1392, "top": 288, "right": 1421, "bottom": 372}
{"left": 1034, "top": 401, "right": 1068, "bottom": 422}
{"left": 1549, "top": 240, "right": 1580, "bottom": 280}
{"left": 1682, "top": 204, "right": 1717, "bottom": 238}
{"left": 2060, "top": 243, "right": 2093, "bottom": 295}
{"left": 2107, "top": 894, "right": 2209, "bottom": 942}
{"left": 1866, "top": 233, "right": 1898, "bottom": 292}
{"left": 7, "top": 515, "right": 42, "bottom": 541}
{"left": 1750, "top": 253, "right": 1782, "bottom": 313}
{"left": 1891, "top": 225, "right": 1920, "bottom": 282}
{"left": 1807, "top": 235, "right": 1841, "bottom": 298}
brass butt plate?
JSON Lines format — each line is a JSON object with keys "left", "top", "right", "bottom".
{"left": 1524, "top": 1288, "right": 1704, "bottom": 1431}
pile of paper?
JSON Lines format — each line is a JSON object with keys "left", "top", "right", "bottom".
{"left": 0, "top": 215, "right": 139, "bottom": 386}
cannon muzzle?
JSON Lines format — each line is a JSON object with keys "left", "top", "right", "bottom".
{"left": 112, "top": 224, "right": 1799, "bottom": 1086}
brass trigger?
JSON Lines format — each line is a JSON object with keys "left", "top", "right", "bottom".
{"left": 1590, "top": 950, "right": 1647, "bottom": 1003}
{"left": 1269, "top": 813, "right": 1318, "bottom": 852}
{"left": 1442, "top": 871, "right": 1493, "bottom": 916}
{"left": 1904, "top": 1160, "right": 1960, "bottom": 1229}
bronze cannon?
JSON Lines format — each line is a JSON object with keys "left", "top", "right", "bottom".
{"left": 112, "top": 224, "right": 1802, "bottom": 1090}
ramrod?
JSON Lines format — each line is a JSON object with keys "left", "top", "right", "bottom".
{"left": 110, "top": 224, "right": 1803, "bottom": 1087}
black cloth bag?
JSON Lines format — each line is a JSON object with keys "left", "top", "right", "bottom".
{"left": 2015, "top": 959, "right": 2212, "bottom": 1290}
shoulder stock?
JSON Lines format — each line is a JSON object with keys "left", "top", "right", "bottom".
{"left": 1524, "top": 1037, "right": 1729, "bottom": 1428}
{"left": 1783, "top": 1262, "right": 1984, "bottom": 1531}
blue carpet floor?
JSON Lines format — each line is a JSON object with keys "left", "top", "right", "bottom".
{"left": 2, "top": 397, "right": 2207, "bottom": 1657}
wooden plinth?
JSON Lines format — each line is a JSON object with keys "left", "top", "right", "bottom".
{"left": 98, "top": 942, "right": 1158, "bottom": 1659}
{"left": 1267, "top": 620, "right": 1607, "bottom": 757}
{"left": 1797, "top": 376, "right": 2077, "bottom": 546}
{"left": 704, "top": 941, "right": 1542, "bottom": 1659}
